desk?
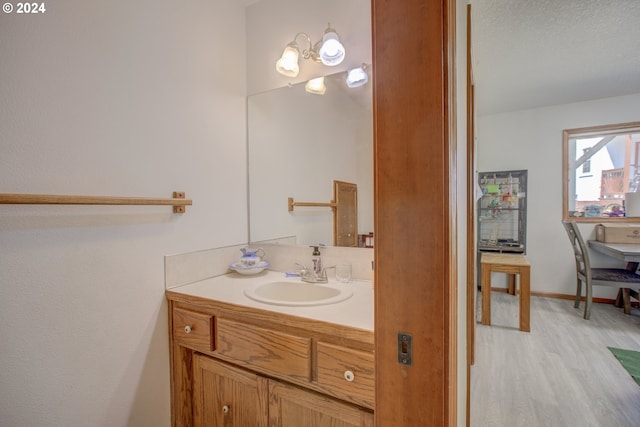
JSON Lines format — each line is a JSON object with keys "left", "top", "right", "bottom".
{"left": 481, "top": 253, "right": 530, "bottom": 332}
{"left": 587, "top": 240, "right": 640, "bottom": 312}
{"left": 587, "top": 240, "right": 640, "bottom": 266}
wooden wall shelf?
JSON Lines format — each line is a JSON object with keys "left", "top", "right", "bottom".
{"left": 288, "top": 181, "right": 358, "bottom": 247}
{"left": 0, "top": 191, "right": 192, "bottom": 213}
{"left": 287, "top": 197, "right": 337, "bottom": 212}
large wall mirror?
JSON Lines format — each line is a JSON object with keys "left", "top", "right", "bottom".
{"left": 248, "top": 71, "right": 373, "bottom": 246}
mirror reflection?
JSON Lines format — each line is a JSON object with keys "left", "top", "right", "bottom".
{"left": 248, "top": 70, "right": 373, "bottom": 246}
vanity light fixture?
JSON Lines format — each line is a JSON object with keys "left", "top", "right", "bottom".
{"left": 305, "top": 76, "right": 327, "bottom": 95}
{"left": 346, "top": 64, "right": 369, "bottom": 88}
{"left": 276, "top": 23, "right": 346, "bottom": 77}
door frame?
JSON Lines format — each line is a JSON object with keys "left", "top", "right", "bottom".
{"left": 466, "top": 3, "right": 477, "bottom": 426}
{"left": 373, "top": 0, "right": 458, "bottom": 425}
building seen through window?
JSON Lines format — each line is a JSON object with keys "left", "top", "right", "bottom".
{"left": 564, "top": 122, "right": 640, "bottom": 219}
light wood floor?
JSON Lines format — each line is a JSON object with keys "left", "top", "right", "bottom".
{"left": 471, "top": 292, "right": 640, "bottom": 427}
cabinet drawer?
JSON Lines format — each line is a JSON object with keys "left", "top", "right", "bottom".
{"left": 172, "top": 307, "right": 213, "bottom": 352}
{"left": 215, "top": 318, "right": 311, "bottom": 382}
{"left": 316, "top": 342, "right": 375, "bottom": 409}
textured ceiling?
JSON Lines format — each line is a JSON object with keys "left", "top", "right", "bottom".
{"left": 472, "top": 0, "right": 640, "bottom": 115}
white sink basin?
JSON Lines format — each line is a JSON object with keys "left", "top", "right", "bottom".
{"left": 244, "top": 281, "right": 353, "bottom": 307}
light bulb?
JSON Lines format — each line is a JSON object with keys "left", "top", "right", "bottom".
{"left": 346, "top": 67, "right": 368, "bottom": 88}
{"left": 319, "top": 31, "right": 345, "bottom": 66}
{"left": 276, "top": 45, "right": 300, "bottom": 77}
{"left": 305, "top": 77, "right": 326, "bottom": 95}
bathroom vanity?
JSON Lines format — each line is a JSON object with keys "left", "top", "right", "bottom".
{"left": 166, "top": 271, "right": 374, "bottom": 426}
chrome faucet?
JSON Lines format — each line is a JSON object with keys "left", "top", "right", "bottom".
{"left": 296, "top": 263, "right": 334, "bottom": 284}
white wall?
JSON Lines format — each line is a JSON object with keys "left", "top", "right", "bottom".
{"left": 477, "top": 92, "right": 640, "bottom": 298}
{"left": 0, "top": 1, "right": 247, "bottom": 425}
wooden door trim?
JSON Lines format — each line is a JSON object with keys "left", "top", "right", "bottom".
{"left": 373, "top": 0, "right": 457, "bottom": 425}
{"left": 446, "top": 1, "right": 458, "bottom": 425}
{"left": 466, "top": 3, "right": 476, "bottom": 427}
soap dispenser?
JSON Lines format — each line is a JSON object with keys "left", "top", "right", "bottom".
{"left": 310, "top": 245, "right": 322, "bottom": 275}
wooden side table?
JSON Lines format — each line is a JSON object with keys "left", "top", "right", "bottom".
{"left": 481, "top": 253, "right": 530, "bottom": 332}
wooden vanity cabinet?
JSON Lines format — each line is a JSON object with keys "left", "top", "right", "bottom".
{"left": 193, "top": 354, "right": 269, "bottom": 427}
{"left": 269, "top": 380, "right": 373, "bottom": 427}
{"left": 167, "top": 295, "right": 374, "bottom": 427}
{"left": 193, "top": 355, "right": 372, "bottom": 427}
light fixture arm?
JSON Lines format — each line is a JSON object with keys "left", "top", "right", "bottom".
{"left": 288, "top": 32, "right": 321, "bottom": 63}
{"left": 276, "top": 23, "right": 345, "bottom": 77}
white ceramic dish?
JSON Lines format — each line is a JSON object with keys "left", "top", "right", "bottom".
{"left": 229, "top": 260, "right": 270, "bottom": 275}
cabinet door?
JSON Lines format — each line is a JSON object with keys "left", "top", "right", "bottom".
{"left": 193, "top": 354, "right": 268, "bottom": 427}
{"left": 269, "top": 380, "right": 373, "bottom": 427}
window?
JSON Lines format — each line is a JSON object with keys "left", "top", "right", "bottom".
{"left": 564, "top": 121, "right": 640, "bottom": 221}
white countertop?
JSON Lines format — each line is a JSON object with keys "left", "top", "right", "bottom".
{"left": 167, "top": 270, "right": 374, "bottom": 332}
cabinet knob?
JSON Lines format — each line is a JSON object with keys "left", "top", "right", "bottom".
{"left": 344, "top": 370, "right": 355, "bottom": 382}
{"left": 184, "top": 325, "right": 192, "bottom": 334}
{"left": 222, "top": 405, "right": 230, "bottom": 413}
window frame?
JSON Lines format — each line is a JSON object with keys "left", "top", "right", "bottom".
{"left": 563, "top": 121, "right": 640, "bottom": 222}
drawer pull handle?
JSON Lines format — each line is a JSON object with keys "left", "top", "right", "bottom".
{"left": 222, "top": 405, "right": 230, "bottom": 413}
{"left": 344, "top": 370, "right": 355, "bottom": 382}
{"left": 184, "top": 325, "right": 192, "bottom": 334}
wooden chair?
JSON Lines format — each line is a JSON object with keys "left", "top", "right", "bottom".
{"left": 561, "top": 220, "right": 640, "bottom": 319}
